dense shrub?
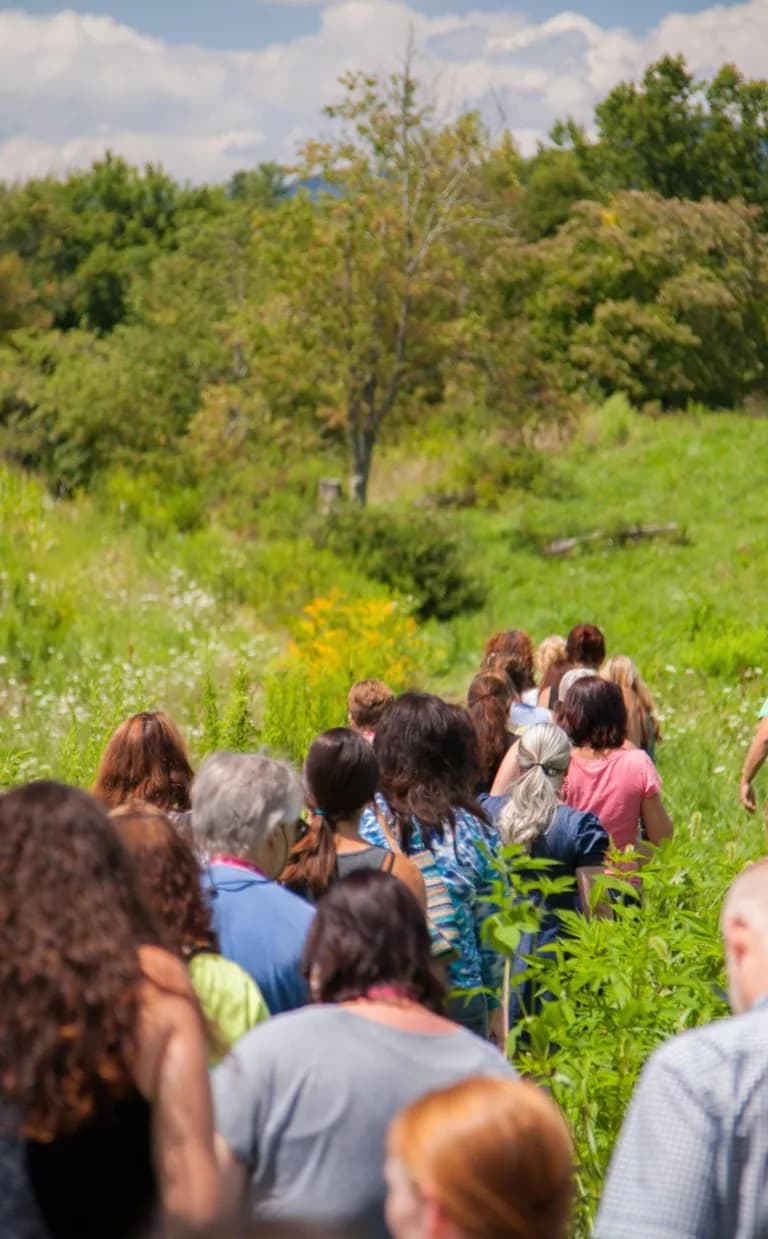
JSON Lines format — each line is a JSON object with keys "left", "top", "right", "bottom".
{"left": 312, "top": 509, "right": 485, "bottom": 620}
{"left": 430, "top": 441, "right": 551, "bottom": 509}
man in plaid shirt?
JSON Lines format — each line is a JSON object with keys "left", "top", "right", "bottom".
{"left": 596, "top": 860, "right": 768, "bottom": 1239}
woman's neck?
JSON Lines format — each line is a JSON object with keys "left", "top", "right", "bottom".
{"left": 340, "top": 995, "right": 458, "bottom": 1035}
{"left": 575, "top": 743, "right": 619, "bottom": 759}
{"left": 334, "top": 815, "right": 365, "bottom": 842}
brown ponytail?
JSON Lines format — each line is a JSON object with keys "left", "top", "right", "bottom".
{"left": 281, "top": 727, "right": 379, "bottom": 901}
{"left": 281, "top": 813, "right": 338, "bottom": 901}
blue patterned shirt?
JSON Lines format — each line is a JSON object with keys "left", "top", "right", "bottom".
{"left": 595, "top": 995, "right": 768, "bottom": 1238}
{"left": 359, "top": 797, "right": 504, "bottom": 1001}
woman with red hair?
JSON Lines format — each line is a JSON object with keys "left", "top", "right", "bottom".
{"left": 92, "top": 710, "right": 194, "bottom": 818}
{"left": 386, "top": 1075, "right": 574, "bottom": 1239}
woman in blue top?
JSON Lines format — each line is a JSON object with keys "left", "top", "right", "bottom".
{"left": 359, "top": 692, "right": 503, "bottom": 1042}
{"left": 498, "top": 723, "right": 609, "bottom": 1024}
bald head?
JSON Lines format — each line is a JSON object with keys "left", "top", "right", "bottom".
{"left": 722, "top": 860, "right": 768, "bottom": 1013}
{"left": 722, "top": 861, "right": 768, "bottom": 934}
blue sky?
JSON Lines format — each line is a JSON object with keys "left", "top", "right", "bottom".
{"left": 0, "top": 0, "right": 762, "bottom": 181}
{"left": 14, "top": 0, "right": 745, "bottom": 46}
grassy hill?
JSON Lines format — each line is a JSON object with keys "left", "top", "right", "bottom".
{"left": 4, "top": 397, "right": 767, "bottom": 797}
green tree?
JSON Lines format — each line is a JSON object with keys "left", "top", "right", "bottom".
{"left": 517, "top": 147, "right": 595, "bottom": 239}
{"left": 227, "top": 163, "right": 289, "bottom": 208}
{"left": 236, "top": 62, "right": 520, "bottom": 504}
{"left": 0, "top": 253, "right": 49, "bottom": 337}
{"left": 556, "top": 56, "right": 768, "bottom": 212}
{"left": 518, "top": 192, "right": 768, "bottom": 406}
{"left": 0, "top": 153, "right": 226, "bottom": 332}
{"left": 593, "top": 56, "right": 706, "bottom": 198}
{"left": 702, "top": 65, "right": 768, "bottom": 207}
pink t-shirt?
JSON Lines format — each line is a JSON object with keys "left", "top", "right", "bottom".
{"left": 563, "top": 748, "right": 661, "bottom": 849}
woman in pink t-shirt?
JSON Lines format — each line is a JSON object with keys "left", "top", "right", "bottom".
{"left": 559, "top": 677, "right": 673, "bottom": 850}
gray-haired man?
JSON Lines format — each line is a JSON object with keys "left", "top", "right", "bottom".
{"left": 193, "top": 751, "right": 314, "bottom": 1016}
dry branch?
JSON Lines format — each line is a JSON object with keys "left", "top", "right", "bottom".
{"left": 543, "top": 522, "right": 682, "bottom": 557}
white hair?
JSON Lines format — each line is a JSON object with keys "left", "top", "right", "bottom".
{"left": 191, "top": 750, "right": 303, "bottom": 858}
{"left": 499, "top": 724, "right": 572, "bottom": 850}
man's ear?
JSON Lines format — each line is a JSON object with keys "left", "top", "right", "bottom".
{"left": 422, "top": 1196, "right": 454, "bottom": 1239}
{"left": 723, "top": 915, "right": 750, "bottom": 963}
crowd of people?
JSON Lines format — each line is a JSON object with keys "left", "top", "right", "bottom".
{"left": 1, "top": 621, "right": 767, "bottom": 1238}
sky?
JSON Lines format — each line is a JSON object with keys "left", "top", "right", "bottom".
{"left": 0, "top": 0, "right": 764, "bottom": 183}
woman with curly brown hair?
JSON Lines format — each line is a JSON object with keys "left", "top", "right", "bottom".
{"left": 91, "top": 710, "right": 194, "bottom": 818}
{"left": 482, "top": 630, "right": 536, "bottom": 695}
{"left": 111, "top": 801, "right": 270, "bottom": 1062}
{"left": 466, "top": 672, "right": 514, "bottom": 794}
{"left": 0, "top": 781, "right": 220, "bottom": 1239}
{"left": 482, "top": 631, "right": 551, "bottom": 736}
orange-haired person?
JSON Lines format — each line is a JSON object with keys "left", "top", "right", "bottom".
{"left": 386, "top": 1075, "right": 574, "bottom": 1239}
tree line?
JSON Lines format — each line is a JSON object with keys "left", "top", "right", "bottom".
{"left": 1, "top": 53, "right": 767, "bottom": 510}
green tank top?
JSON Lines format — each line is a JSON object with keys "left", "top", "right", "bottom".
{"left": 188, "top": 951, "right": 270, "bottom": 1064}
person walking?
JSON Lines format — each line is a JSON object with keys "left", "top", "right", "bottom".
{"left": 386, "top": 1076, "right": 574, "bottom": 1239}
{"left": 112, "top": 801, "right": 270, "bottom": 1062}
{"left": 358, "top": 693, "right": 504, "bottom": 1040}
{"left": 281, "top": 727, "right": 424, "bottom": 906}
{"left": 739, "top": 703, "right": 768, "bottom": 816}
{"left": 498, "top": 724, "right": 608, "bottom": 1021}
{"left": 0, "top": 781, "right": 220, "bottom": 1239}
{"left": 212, "top": 871, "right": 513, "bottom": 1238}
{"left": 192, "top": 751, "right": 314, "bottom": 1015}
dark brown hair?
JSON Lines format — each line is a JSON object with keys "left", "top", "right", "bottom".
{"left": 0, "top": 782, "right": 159, "bottom": 1139}
{"left": 347, "top": 679, "right": 394, "bottom": 730}
{"left": 467, "top": 672, "right": 512, "bottom": 788}
{"left": 565, "top": 624, "right": 606, "bottom": 670}
{"left": 482, "top": 630, "right": 535, "bottom": 692}
{"left": 373, "top": 693, "right": 487, "bottom": 849}
{"left": 282, "top": 729, "right": 379, "bottom": 902}
{"left": 110, "top": 801, "right": 217, "bottom": 959}
{"left": 92, "top": 711, "right": 194, "bottom": 812}
{"left": 303, "top": 869, "right": 445, "bottom": 1012}
{"left": 559, "top": 677, "right": 627, "bottom": 750}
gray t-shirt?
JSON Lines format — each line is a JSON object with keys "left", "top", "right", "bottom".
{"left": 213, "top": 1004, "right": 515, "bottom": 1235}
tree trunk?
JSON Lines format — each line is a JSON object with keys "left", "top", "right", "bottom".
{"left": 349, "top": 425, "right": 375, "bottom": 505}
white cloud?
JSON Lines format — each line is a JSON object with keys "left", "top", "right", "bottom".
{"left": 0, "top": 0, "right": 766, "bottom": 183}
{"left": 650, "top": 0, "right": 768, "bottom": 76}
